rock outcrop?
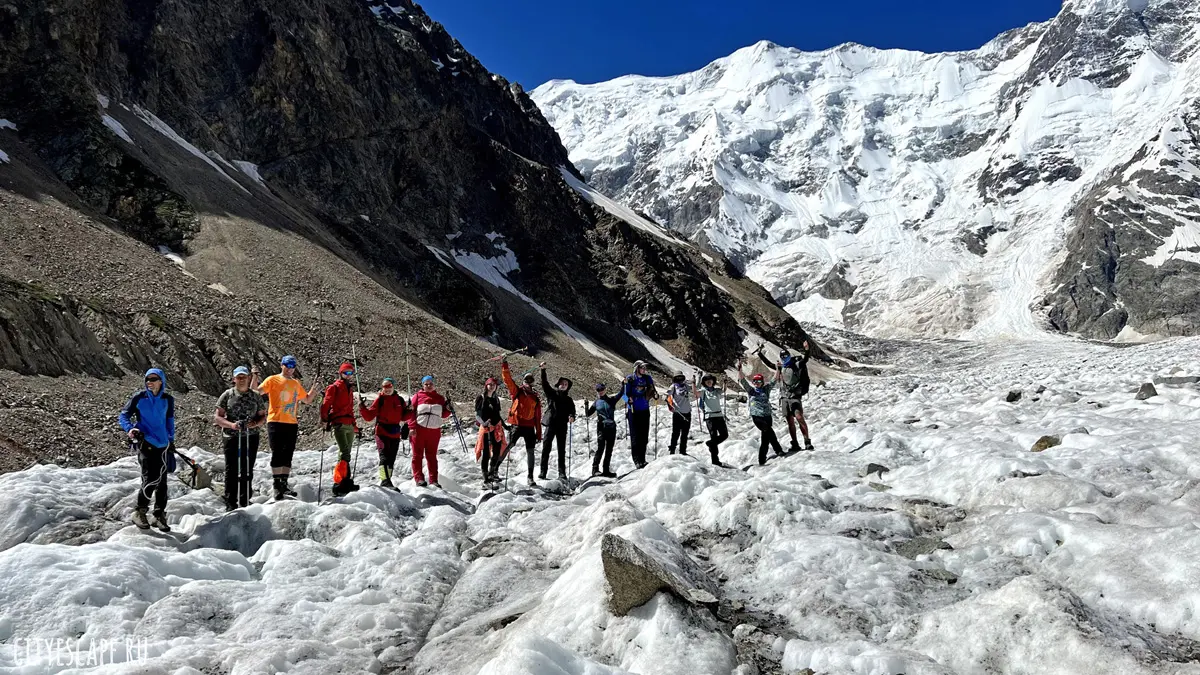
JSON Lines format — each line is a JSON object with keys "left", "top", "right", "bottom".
{"left": 600, "top": 524, "right": 718, "bottom": 616}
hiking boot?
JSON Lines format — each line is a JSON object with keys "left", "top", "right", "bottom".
{"left": 283, "top": 485, "right": 298, "bottom": 497}
{"left": 601, "top": 471, "right": 617, "bottom": 478}
{"left": 712, "top": 461, "right": 727, "bottom": 468}
{"left": 380, "top": 477, "right": 395, "bottom": 489}
{"left": 415, "top": 478, "right": 428, "bottom": 487}
{"left": 538, "top": 472, "right": 548, "bottom": 481}
{"left": 224, "top": 503, "right": 237, "bottom": 513}
{"left": 592, "top": 468, "right": 603, "bottom": 477}
{"left": 273, "top": 486, "right": 287, "bottom": 501}
{"left": 430, "top": 481, "right": 441, "bottom": 489}
{"left": 332, "top": 481, "right": 358, "bottom": 497}
{"left": 789, "top": 442, "right": 802, "bottom": 454}
{"left": 527, "top": 476, "right": 537, "bottom": 487}
{"left": 804, "top": 439, "right": 815, "bottom": 451}
{"left": 132, "top": 508, "right": 150, "bottom": 530}
{"left": 151, "top": 510, "right": 171, "bottom": 532}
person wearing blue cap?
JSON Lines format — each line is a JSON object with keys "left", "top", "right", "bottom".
{"left": 255, "top": 355, "right": 319, "bottom": 500}
{"left": 214, "top": 366, "right": 268, "bottom": 510}
{"left": 408, "top": 374, "right": 450, "bottom": 487}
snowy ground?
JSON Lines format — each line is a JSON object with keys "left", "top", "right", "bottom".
{"left": 2, "top": 337, "right": 1200, "bottom": 674}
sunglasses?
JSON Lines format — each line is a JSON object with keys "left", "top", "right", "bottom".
{"left": 342, "top": 370, "right": 355, "bottom": 376}
{"left": 145, "top": 377, "right": 161, "bottom": 383}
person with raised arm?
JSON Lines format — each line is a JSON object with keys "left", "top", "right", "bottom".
{"left": 254, "top": 355, "right": 319, "bottom": 500}
{"left": 622, "top": 360, "right": 658, "bottom": 469}
{"left": 539, "top": 362, "right": 576, "bottom": 482}
{"left": 737, "top": 358, "right": 785, "bottom": 466}
{"left": 500, "top": 356, "right": 543, "bottom": 486}
{"left": 697, "top": 373, "right": 728, "bottom": 467}
{"left": 757, "top": 343, "right": 815, "bottom": 452}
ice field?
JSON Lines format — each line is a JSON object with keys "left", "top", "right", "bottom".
{"left": 1, "top": 337, "right": 1199, "bottom": 674}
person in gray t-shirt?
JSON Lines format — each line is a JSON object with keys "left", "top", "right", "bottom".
{"left": 215, "top": 366, "right": 268, "bottom": 510}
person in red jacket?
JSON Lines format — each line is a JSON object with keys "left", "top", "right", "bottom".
{"left": 408, "top": 375, "right": 450, "bottom": 488}
{"left": 321, "top": 362, "right": 360, "bottom": 496}
{"left": 359, "top": 376, "right": 409, "bottom": 489}
{"left": 501, "top": 357, "right": 542, "bottom": 486}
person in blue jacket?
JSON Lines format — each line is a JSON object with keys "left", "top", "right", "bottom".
{"left": 119, "top": 367, "right": 176, "bottom": 531}
{"left": 622, "top": 360, "right": 658, "bottom": 469}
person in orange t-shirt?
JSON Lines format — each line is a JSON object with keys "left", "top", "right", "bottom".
{"left": 254, "top": 355, "right": 319, "bottom": 500}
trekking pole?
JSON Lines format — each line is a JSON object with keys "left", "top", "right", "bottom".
{"left": 568, "top": 420, "right": 574, "bottom": 482}
{"left": 405, "top": 334, "right": 412, "bottom": 397}
{"left": 351, "top": 342, "right": 363, "bottom": 477}
{"left": 504, "top": 438, "right": 511, "bottom": 493}
{"left": 448, "top": 403, "right": 471, "bottom": 456}
{"left": 238, "top": 423, "right": 246, "bottom": 507}
{"left": 465, "top": 347, "right": 528, "bottom": 369}
{"left": 317, "top": 440, "right": 325, "bottom": 503}
{"left": 652, "top": 398, "right": 662, "bottom": 461}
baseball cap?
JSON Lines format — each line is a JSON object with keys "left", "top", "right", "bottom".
{"left": 422, "top": 375, "right": 435, "bottom": 384}
{"left": 281, "top": 355, "right": 298, "bottom": 368}
{"left": 233, "top": 366, "right": 250, "bottom": 377}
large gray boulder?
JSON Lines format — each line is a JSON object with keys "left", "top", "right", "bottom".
{"left": 1136, "top": 383, "right": 1159, "bottom": 400}
{"left": 601, "top": 524, "right": 718, "bottom": 616}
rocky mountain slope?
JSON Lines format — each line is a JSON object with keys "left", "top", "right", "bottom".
{"left": 0, "top": 0, "right": 814, "bottom": 468}
{"left": 532, "top": 0, "right": 1200, "bottom": 341}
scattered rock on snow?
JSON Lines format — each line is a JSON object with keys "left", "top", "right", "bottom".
{"left": 1036, "top": 384, "right": 1047, "bottom": 394}
{"left": 1031, "top": 435, "right": 1062, "bottom": 453}
{"left": 1135, "top": 383, "right": 1158, "bottom": 400}
{"left": 862, "top": 463, "right": 891, "bottom": 478}
{"left": 601, "top": 529, "right": 718, "bottom": 616}
{"left": 1153, "top": 374, "right": 1200, "bottom": 386}
{"left": 896, "top": 536, "right": 953, "bottom": 560}
{"left": 919, "top": 567, "right": 959, "bottom": 584}
{"left": 1067, "top": 426, "right": 1090, "bottom": 436}
{"left": 1006, "top": 389, "right": 1023, "bottom": 403}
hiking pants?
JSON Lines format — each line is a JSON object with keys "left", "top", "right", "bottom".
{"left": 508, "top": 425, "right": 538, "bottom": 478}
{"left": 705, "top": 417, "right": 728, "bottom": 464}
{"left": 669, "top": 413, "right": 691, "bottom": 454}
{"left": 753, "top": 415, "right": 782, "bottom": 464}
{"left": 541, "top": 423, "right": 568, "bottom": 477}
{"left": 594, "top": 424, "right": 616, "bottom": 474}
{"left": 136, "top": 440, "right": 170, "bottom": 511}
{"left": 629, "top": 410, "right": 650, "bottom": 466}
{"left": 223, "top": 432, "right": 260, "bottom": 508}
{"left": 376, "top": 435, "right": 400, "bottom": 482}
{"left": 411, "top": 426, "right": 441, "bottom": 483}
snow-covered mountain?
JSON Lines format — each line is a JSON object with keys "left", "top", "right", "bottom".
{"left": 532, "top": 0, "right": 1200, "bottom": 340}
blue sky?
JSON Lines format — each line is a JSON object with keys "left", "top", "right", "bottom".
{"left": 421, "top": 0, "right": 1063, "bottom": 89}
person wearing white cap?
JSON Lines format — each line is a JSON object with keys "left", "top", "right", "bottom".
{"left": 215, "top": 366, "right": 268, "bottom": 510}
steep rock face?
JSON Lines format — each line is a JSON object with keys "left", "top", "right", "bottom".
{"left": 0, "top": 0, "right": 813, "bottom": 396}
{"left": 533, "top": 0, "right": 1200, "bottom": 340}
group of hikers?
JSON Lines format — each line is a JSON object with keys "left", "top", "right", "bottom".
{"left": 116, "top": 343, "right": 816, "bottom": 531}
